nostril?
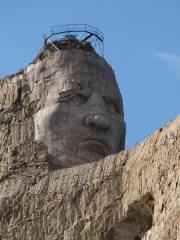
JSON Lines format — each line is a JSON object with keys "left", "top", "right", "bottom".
{"left": 84, "top": 114, "right": 110, "bottom": 130}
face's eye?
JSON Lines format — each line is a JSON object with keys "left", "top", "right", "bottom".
{"left": 103, "top": 96, "right": 122, "bottom": 114}
{"left": 57, "top": 90, "right": 88, "bottom": 105}
{"left": 69, "top": 93, "right": 87, "bottom": 105}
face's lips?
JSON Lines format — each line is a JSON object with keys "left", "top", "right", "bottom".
{"left": 78, "top": 137, "right": 109, "bottom": 157}
{"left": 83, "top": 137, "right": 108, "bottom": 147}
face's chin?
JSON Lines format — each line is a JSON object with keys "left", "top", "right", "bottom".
{"left": 47, "top": 152, "right": 87, "bottom": 169}
{"left": 47, "top": 137, "right": 111, "bottom": 169}
{"left": 76, "top": 149, "right": 106, "bottom": 162}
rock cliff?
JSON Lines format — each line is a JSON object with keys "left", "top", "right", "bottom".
{"left": 0, "top": 46, "right": 179, "bottom": 239}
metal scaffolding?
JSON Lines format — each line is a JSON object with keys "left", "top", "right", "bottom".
{"left": 43, "top": 24, "right": 104, "bottom": 56}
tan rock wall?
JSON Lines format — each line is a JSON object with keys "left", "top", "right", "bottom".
{"left": 0, "top": 101, "right": 179, "bottom": 239}
{"left": 0, "top": 73, "right": 48, "bottom": 181}
{"left": 0, "top": 51, "right": 179, "bottom": 239}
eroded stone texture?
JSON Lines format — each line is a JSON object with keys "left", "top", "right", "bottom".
{"left": 0, "top": 110, "right": 179, "bottom": 239}
{"left": 28, "top": 47, "right": 125, "bottom": 168}
{"left": 0, "top": 42, "right": 179, "bottom": 240}
{"left": 0, "top": 43, "right": 126, "bottom": 174}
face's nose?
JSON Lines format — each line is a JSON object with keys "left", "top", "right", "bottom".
{"left": 83, "top": 114, "right": 110, "bottom": 131}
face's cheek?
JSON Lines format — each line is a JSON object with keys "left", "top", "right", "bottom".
{"left": 108, "top": 115, "right": 125, "bottom": 152}
{"left": 45, "top": 103, "right": 85, "bottom": 154}
{"left": 34, "top": 104, "right": 58, "bottom": 142}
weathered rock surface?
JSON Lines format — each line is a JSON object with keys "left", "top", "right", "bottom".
{"left": 0, "top": 102, "right": 179, "bottom": 239}
{"left": 0, "top": 45, "right": 179, "bottom": 239}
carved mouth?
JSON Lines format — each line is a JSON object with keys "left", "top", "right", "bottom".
{"left": 79, "top": 137, "right": 108, "bottom": 157}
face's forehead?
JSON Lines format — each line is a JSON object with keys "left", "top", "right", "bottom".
{"left": 50, "top": 60, "right": 122, "bottom": 101}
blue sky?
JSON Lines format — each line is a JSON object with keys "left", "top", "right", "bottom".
{"left": 0, "top": 0, "right": 179, "bottom": 148}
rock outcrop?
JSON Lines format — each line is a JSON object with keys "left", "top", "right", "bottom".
{"left": 0, "top": 44, "right": 179, "bottom": 239}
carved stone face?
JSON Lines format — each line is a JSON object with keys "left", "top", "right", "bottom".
{"left": 34, "top": 51, "right": 125, "bottom": 168}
